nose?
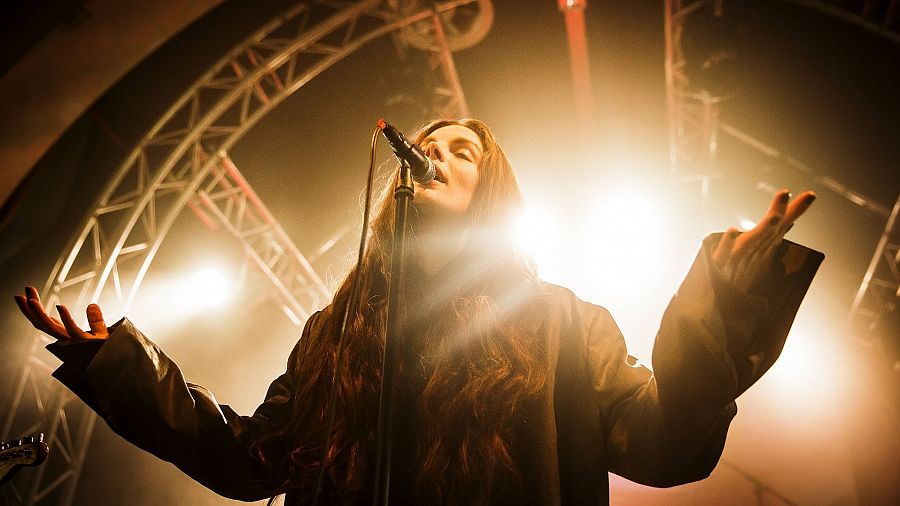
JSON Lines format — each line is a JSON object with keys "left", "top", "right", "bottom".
{"left": 422, "top": 142, "right": 444, "bottom": 162}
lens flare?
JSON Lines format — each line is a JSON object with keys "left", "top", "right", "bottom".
{"left": 187, "top": 268, "right": 229, "bottom": 307}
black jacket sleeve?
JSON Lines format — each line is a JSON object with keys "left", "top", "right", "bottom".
{"left": 585, "top": 235, "right": 823, "bottom": 486}
{"left": 46, "top": 312, "right": 324, "bottom": 501}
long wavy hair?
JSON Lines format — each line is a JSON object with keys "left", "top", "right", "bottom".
{"left": 251, "top": 119, "right": 546, "bottom": 504}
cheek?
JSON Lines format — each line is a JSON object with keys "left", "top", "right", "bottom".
{"left": 461, "top": 168, "right": 479, "bottom": 195}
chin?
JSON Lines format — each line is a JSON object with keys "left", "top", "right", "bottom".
{"left": 414, "top": 202, "right": 468, "bottom": 223}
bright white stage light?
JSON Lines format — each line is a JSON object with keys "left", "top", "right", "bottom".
{"left": 512, "top": 203, "right": 566, "bottom": 283}
{"left": 759, "top": 312, "right": 850, "bottom": 421}
{"left": 583, "top": 185, "right": 664, "bottom": 292}
{"left": 124, "top": 264, "right": 235, "bottom": 340}
{"left": 186, "top": 268, "right": 230, "bottom": 307}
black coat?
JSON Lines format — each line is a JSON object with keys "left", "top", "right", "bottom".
{"left": 47, "top": 235, "right": 823, "bottom": 504}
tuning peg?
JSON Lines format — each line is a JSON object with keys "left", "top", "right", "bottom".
{"left": 37, "top": 433, "right": 45, "bottom": 442}
{"left": 0, "top": 441, "right": 7, "bottom": 451}
{"left": 22, "top": 436, "right": 35, "bottom": 444}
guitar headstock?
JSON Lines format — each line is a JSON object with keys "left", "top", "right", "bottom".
{"left": 1, "top": 434, "right": 50, "bottom": 486}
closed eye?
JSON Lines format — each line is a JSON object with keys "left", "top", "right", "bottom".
{"left": 455, "top": 151, "right": 472, "bottom": 161}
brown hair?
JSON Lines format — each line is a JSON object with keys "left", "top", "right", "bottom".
{"left": 251, "top": 119, "right": 546, "bottom": 503}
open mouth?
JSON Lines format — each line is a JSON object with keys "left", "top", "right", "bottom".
{"left": 434, "top": 167, "right": 447, "bottom": 184}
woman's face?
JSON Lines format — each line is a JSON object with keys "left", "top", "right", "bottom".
{"left": 413, "top": 124, "right": 484, "bottom": 219}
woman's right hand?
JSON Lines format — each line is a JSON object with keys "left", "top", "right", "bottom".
{"left": 14, "top": 286, "right": 109, "bottom": 342}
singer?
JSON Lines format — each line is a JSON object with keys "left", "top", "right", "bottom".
{"left": 15, "top": 118, "right": 822, "bottom": 505}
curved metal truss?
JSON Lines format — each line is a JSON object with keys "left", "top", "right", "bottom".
{"left": 2, "top": 1, "right": 490, "bottom": 504}
{"left": 788, "top": 0, "right": 900, "bottom": 41}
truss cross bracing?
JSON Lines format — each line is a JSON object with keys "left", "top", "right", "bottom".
{"left": 665, "top": 0, "right": 727, "bottom": 202}
{"left": 2, "top": 1, "right": 490, "bottom": 504}
{"left": 788, "top": 0, "right": 900, "bottom": 39}
{"left": 850, "top": 195, "right": 900, "bottom": 357}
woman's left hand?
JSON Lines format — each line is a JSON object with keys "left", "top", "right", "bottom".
{"left": 712, "top": 189, "right": 817, "bottom": 293}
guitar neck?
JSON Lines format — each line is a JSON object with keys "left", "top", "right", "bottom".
{"left": 0, "top": 434, "right": 49, "bottom": 485}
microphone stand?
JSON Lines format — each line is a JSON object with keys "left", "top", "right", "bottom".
{"left": 372, "top": 162, "right": 414, "bottom": 506}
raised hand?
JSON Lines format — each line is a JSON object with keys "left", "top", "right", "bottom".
{"left": 712, "top": 190, "right": 816, "bottom": 293}
{"left": 14, "top": 286, "right": 109, "bottom": 341}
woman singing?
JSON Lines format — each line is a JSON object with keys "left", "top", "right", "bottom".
{"left": 15, "top": 118, "right": 822, "bottom": 504}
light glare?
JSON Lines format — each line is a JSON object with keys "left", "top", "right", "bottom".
{"left": 125, "top": 263, "right": 237, "bottom": 340}
{"left": 512, "top": 204, "right": 564, "bottom": 282}
{"left": 187, "top": 268, "right": 229, "bottom": 307}
{"left": 582, "top": 185, "right": 663, "bottom": 294}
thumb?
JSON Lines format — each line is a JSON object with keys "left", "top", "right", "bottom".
{"left": 86, "top": 304, "right": 107, "bottom": 335}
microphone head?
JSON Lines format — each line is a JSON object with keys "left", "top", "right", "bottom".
{"left": 410, "top": 146, "right": 436, "bottom": 185}
{"left": 379, "top": 119, "right": 435, "bottom": 184}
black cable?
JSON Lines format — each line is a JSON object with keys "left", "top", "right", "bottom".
{"left": 311, "top": 124, "right": 382, "bottom": 506}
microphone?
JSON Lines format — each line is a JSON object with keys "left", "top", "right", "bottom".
{"left": 378, "top": 119, "right": 435, "bottom": 185}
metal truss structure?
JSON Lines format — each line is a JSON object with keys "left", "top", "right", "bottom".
{"left": 2, "top": 1, "right": 488, "bottom": 504}
{"left": 664, "top": 0, "right": 727, "bottom": 202}
{"left": 191, "top": 153, "right": 330, "bottom": 326}
{"left": 846, "top": 194, "right": 900, "bottom": 504}
{"left": 850, "top": 195, "right": 900, "bottom": 359}
{"left": 787, "top": 0, "right": 900, "bottom": 39}
{"left": 557, "top": 0, "right": 595, "bottom": 134}
{"left": 717, "top": 124, "right": 893, "bottom": 218}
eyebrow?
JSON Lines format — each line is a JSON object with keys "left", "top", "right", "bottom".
{"left": 422, "top": 136, "right": 483, "bottom": 157}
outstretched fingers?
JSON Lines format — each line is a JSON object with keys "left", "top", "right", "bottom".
{"left": 86, "top": 304, "right": 107, "bottom": 334}
{"left": 713, "top": 191, "right": 791, "bottom": 271}
{"left": 772, "top": 189, "right": 790, "bottom": 215}
{"left": 783, "top": 191, "right": 816, "bottom": 226}
{"left": 14, "top": 294, "right": 34, "bottom": 322}
{"left": 14, "top": 286, "right": 110, "bottom": 341}
{"left": 731, "top": 211, "right": 783, "bottom": 263}
{"left": 20, "top": 291, "right": 70, "bottom": 340}
{"left": 713, "top": 227, "right": 740, "bottom": 266}
{"left": 713, "top": 189, "right": 816, "bottom": 291}
{"left": 84, "top": 304, "right": 109, "bottom": 339}
{"left": 57, "top": 304, "right": 93, "bottom": 340}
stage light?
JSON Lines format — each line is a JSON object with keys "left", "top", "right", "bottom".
{"left": 582, "top": 184, "right": 665, "bottom": 292}
{"left": 186, "top": 267, "right": 230, "bottom": 307}
{"left": 123, "top": 263, "right": 236, "bottom": 339}
{"left": 759, "top": 312, "right": 850, "bottom": 421}
{"left": 511, "top": 203, "right": 566, "bottom": 284}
